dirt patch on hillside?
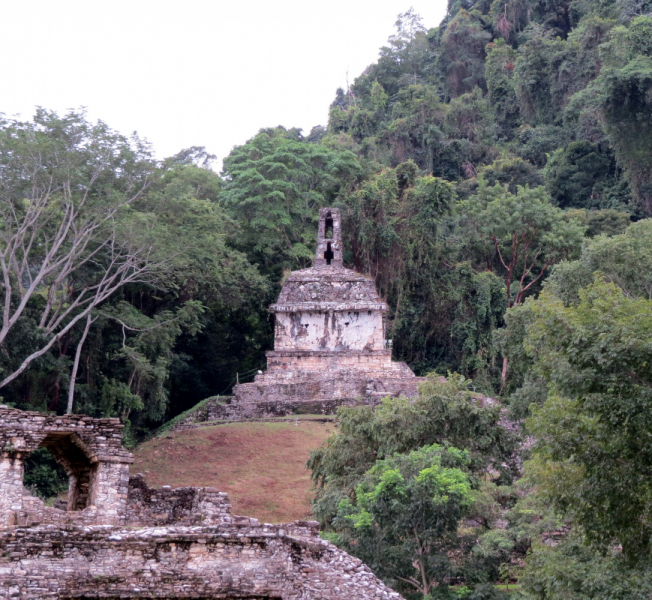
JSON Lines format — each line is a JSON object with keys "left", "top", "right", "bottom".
{"left": 133, "top": 420, "right": 335, "bottom": 523}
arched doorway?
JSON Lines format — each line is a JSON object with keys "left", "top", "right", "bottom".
{"left": 34, "top": 433, "right": 97, "bottom": 511}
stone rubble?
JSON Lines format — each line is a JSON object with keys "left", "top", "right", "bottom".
{"left": 0, "top": 519, "right": 403, "bottom": 599}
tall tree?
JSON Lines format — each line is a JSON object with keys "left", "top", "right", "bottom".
{"left": 0, "top": 109, "right": 158, "bottom": 390}
{"left": 220, "top": 127, "right": 361, "bottom": 277}
{"left": 525, "top": 276, "right": 652, "bottom": 561}
{"left": 381, "top": 8, "right": 431, "bottom": 87}
{"left": 335, "top": 444, "right": 475, "bottom": 596}
{"left": 459, "top": 181, "right": 585, "bottom": 388}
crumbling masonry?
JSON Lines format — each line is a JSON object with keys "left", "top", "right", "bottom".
{"left": 0, "top": 405, "right": 403, "bottom": 599}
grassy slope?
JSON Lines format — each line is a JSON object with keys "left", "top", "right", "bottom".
{"left": 132, "top": 420, "right": 335, "bottom": 523}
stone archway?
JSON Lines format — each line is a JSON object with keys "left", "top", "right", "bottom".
{"left": 0, "top": 406, "right": 134, "bottom": 528}
{"left": 36, "top": 432, "right": 98, "bottom": 511}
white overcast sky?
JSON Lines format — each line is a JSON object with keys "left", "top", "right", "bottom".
{"left": 2, "top": 0, "right": 448, "bottom": 170}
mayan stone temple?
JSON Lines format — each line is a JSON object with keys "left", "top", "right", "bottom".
{"left": 226, "top": 207, "right": 423, "bottom": 418}
{"left": 0, "top": 405, "right": 403, "bottom": 599}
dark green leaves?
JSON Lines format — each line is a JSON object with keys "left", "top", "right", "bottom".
{"left": 525, "top": 277, "right": 652, "bottom": 559}
{"left": 221, "top": 128, "right": 361, "bottom": 274}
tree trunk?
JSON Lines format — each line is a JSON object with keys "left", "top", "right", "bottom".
{"left": 66, "top": 313, "right": 94, "bottom": 415}
{"left": 500, "top": 356, "right": 508, "bottom": 393}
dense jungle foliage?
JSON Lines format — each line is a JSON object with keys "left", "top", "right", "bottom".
{"left": 2, "top": 0, "right": 652, "bottom": 596}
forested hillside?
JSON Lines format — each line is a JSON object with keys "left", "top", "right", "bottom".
{"left": 2, "top": 0, "right": 652, "bottom": 596}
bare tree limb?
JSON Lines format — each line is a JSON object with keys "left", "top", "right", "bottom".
{"left": 66, "top": 312, "right": 97, "bottom": 414}
{"left": 0, "top": 111, "right": 159, "bottom": 389}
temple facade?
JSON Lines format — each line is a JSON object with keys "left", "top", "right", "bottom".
{"left": 228, "top": 208, "right": 423, "bottom": 417}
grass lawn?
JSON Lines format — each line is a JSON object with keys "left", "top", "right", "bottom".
{"left": 133, "top": 420, "right": 335, "bottom": 524}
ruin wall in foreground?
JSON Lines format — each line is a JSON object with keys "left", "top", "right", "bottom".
{"left": 0, "top": 406, "right": 402, "bottom": 600}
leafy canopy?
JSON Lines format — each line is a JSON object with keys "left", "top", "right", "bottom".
{"left": 335, "top": 444, "right": 474, "bottom": 596}
{"left": 221, "top": 127, "right": 361, "bottom": 275}
{"left": 309, "top": 374, "right": 518, "bottom": 519}
{"left": 459, "top": 181, "right": 585, "bottom": 308}
{"left": 524, "top": 277, "right": 652, "bottom": 560}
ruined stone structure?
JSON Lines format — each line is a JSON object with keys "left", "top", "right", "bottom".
{"left": 227, "top": 208, "right": 423, "bottom": 418}
{"left": 0, "top": 407, "right": 133, "bottom": 529}
{"left": 0, "top": 405, "right": 403, "bottom": 599}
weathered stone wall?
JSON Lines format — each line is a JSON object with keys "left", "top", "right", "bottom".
{"left": 0, "top": 407, "right": 238, "bottom": 530}
{"left": 0, "top": 407, "right": 132, "bottom": 460}
{"left": 0, "top": 520, "right": 402, "bottom": 599}
{"left": 125, "top": 474, "right": 232, "bottom": 526}
{"left": 162, "top": 374, "right": 424, "bottom": 431}
{"left": 0, "top": 406, "right": 133, "bottom": 528}
{"left": 0, "top": 458, "right": 22, "bottom": 529}
{"left": 227, "top": 349, "right": 423, "bottom": 417}
{"left": 274, "top": 310, "right": 384, "bottom": 352}
{"left": 264, "top": 349, "right": 410, "bottom": 376}
{"left": 315, "top": 207, "right": 343, "bottom": 268}
{"left": 160, "top": 349, "right": 424, "bottom": 428}
{"left": 218, "top": 395, "right": 359, "bottom": 420}
{"left": 14, "top": 464, "right": 130, "bottom": 529}
{"left": 0, "top": 407, "right": 405, "bottom": 599}
{"left": 163, "top": 395, "right": 355, "bottom": 431}
{"left": 11, "top": 469, "right": 231, "bottom": 530}
{"left": 275, "top": 279, "right": 382, "bottom": 305}
{"left": 233, "top": 375, "right": 422, "bottom": 406}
